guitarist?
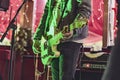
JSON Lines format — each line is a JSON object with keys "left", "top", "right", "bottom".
{"left": 32, "top": 0, "right": 91, "bottom": 80}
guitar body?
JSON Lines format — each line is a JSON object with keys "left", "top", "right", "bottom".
{"left": 40, "top": 18, "right": 87, "bottom": 65}
{"left": 40, "top": 26, "right": 63, "bottom": 65}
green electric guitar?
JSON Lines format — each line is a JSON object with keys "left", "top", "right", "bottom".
{"left": 40, "top": 18, "right": 87, "bottom": 65}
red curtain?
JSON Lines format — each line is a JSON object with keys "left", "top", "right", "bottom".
{"left": 0, "top": 0, "right": 22, "bottom": 40}
{"left": 85, "top": 0, "right": 117, "bottom": 43}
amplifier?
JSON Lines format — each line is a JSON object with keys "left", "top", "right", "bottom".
{"left": 75, "top": 52, "right": 109, "bottom": 80}
{"left": 80, "top": 52, "right": 109, "bottom": 72}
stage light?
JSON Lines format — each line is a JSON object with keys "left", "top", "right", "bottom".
{"left": 0, "top": 0, "right": 10, "bottom": 11}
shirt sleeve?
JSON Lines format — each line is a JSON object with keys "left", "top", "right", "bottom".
{"left": 69, "top": 25, "right": 88, "bottom": 41}
{"left": 68, "top": 0, "right": 91, "bottom": 41}
{"left": 78, "top": 0, "right": 91, "bottom": 19}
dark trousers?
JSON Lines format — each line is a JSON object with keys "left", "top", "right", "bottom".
{"left": 51, "top": 42, "right": 82, "bottom": 80}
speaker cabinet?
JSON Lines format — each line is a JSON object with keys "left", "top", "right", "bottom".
{"left": 0, "top": 50, "right": 10, "bottom": 80}
{"left": 75, "top": 69, "right": 104, "bottom": 80}
{"left": 21, "top": 55, "right": 45, "bottom": 80}
{"left": 75, "top": 53, "right": 109, "bottom": 80}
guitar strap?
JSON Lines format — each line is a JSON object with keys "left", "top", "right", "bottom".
{"left": 57, "top": 0, "right": 69, "bottom": 30}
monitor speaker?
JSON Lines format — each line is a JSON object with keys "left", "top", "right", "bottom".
{"left": 0, "top": 0, "right": 10, "bottom": 11}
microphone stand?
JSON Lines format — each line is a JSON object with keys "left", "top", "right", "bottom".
{"left": 0, "top": 0, "right": 28, "bottom": 80}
